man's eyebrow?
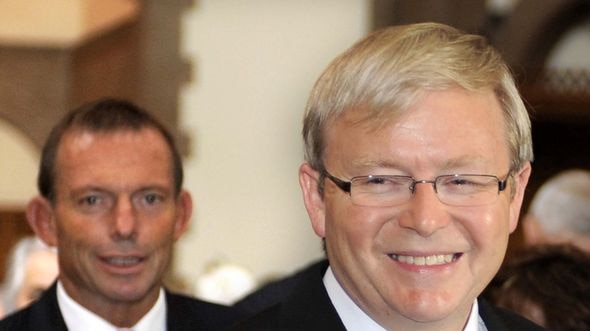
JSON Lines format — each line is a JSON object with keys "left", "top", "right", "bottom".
{"left": 349, "top": 155, "right": 491, "bottom": 172}
{"left": 352, "top": 159, "right": 400, "bottom": 168}
{"left": 137, "top": 183, "right": 173, "bottom": 191}
{"left": 439, "top": 156, "right": 494, "bottom": 171}
{"left": 69, "top": 186, "right": 108, "bottom": 196}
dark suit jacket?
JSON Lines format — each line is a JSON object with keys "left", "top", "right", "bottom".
{"left": 230, "top": 260, "right": 546, "bottom": 331}
{"left": 0, "top": 283, "right": 241, "bottom": 331}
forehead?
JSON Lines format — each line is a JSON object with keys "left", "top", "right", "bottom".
{"left": 324, "top": 88, "right": 509, "bottom": 171}
{"left": 54, "top": 128, "right": 173, "bottom": 189}
{"left": 59, "top": 126, "right": 165, "bottom": 149}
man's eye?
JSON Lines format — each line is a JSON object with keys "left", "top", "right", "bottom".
{"left": 450, "top": 179, "right": 469, "bottom": 186}
{"left": 449, "top": 178, "right": 482, "bottom": 187}
{"left": 76, "top": 194, "right": 110, "bottom": 212}
{"left": 80, "top": 195, "right": 100, "bottom": 205}
{"left": 365, "top": 177, "right": 407, "bottom": 187}
{"left": 143, "top": 193, "right": 163, "bottom": 205}
{"left": 367, "top": 177, "right": 388, "bottom": 185}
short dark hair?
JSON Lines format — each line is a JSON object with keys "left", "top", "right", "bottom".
{"left": 485, "top": 244, "right": 590, "bottom": 331}
{"left": 38, "top": 98, "right": 183, "bottom": 202}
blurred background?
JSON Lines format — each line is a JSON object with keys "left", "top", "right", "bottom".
{"left": 0, "top": 0, "right": 588, "bottom": 301}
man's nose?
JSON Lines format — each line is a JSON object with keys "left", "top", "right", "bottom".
{"left": 112, "top": 197, "right": 138, "bottom": 239}
{"left": 398, "top": 183, "right": 450, "bottom": 237}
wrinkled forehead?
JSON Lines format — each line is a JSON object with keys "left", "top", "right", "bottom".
{"left": 324, "top": 92, "right": 423, "bottom": 136}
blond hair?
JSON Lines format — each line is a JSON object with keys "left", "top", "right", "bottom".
{"left": 303, "top": 22, "right": 533, "bottom": 173}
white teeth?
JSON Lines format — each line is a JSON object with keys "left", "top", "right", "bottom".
{"left": 107, "top": 257, "right": 141, "bottom": 266}
{"left": 391, "top": 253, "right": 456, "bottom": 266}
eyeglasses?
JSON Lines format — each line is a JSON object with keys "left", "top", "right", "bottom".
{"left": 323, "top": 171, "right": 510, "bottom": 207}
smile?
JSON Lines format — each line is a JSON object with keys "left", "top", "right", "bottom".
{"left": 388, "top": 253, "right": 461, "bottom": 266}
{"left": 104, "top": 256, "right": 143, "bottom": 266}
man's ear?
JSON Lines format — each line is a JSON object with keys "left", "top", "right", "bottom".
{"left": 508, "top": 162, "right": 532, "bottom": 233}
{"left": 299, "top": 163, "right": 326, "bottom": 238}
{"left": 173, "top": 190, "right": 193, "bottom": 240}
{"left": 26, "top": 196, "right": 58, "bottom": 247}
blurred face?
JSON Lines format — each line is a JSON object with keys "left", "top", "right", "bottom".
{"left": 300, "top": 88, "right": 530, "bottom": 330}
{"left": 14, "top": 250, "right": 58, "bottom": 309}
{"left": 38, "top": 127, "right": 191, "bottom": 321}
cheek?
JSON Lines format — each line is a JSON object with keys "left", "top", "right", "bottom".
{"left": 57, "top": 219, "right": 97, "bottom": 247}
{"left": 325, "top": 198, "right": 388, "bottom": 250}
{"left": 456, "top": 205, "right": 511, "bottom": 254}
{"left": 142, "top": 219, "right": 178, "bottom": 251}
{"left": 56, "top": 207, "right": 99, "bottom": 234}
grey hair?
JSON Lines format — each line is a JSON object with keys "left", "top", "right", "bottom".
{"left": 529, "top": 169, "right": 590, "bottom": 234}
{"left": 0, "top": 237, "right": 57, "bottom": 313}
{"left": 303, "top": 22, "right": 533, "bottom": 175}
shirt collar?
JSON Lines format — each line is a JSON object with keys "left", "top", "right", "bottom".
{"left": 57, "top": 281, "right": 167, "bottom": 331}
{"left": 323, "top": 266, "right": 486, "bottom": 331}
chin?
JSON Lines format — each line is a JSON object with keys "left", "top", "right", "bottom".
{"left": 393, "top": 291, "right": 469, "bottom": 324}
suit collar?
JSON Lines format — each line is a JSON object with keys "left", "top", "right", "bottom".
{"left": 276, "top": 260, "right": 347, "bottom": 330}
{"left": 29, "top": 282, "right": 69, "bottom": 331}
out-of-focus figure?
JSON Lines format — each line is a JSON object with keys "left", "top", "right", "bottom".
{"left": 195, "top": 261, "right": 257, "bottom": 306}
{"left": 0, "top": 290, "right": 4, "bottom": 318}
{"left": 523, "top": 169, "right": 590, "bottom": 251}
{"left": 0, "top": 98, "right": 242, "bottom": 330}
{"left": 1, "top": 236, "right": 58, "bottom": 315}
{"left": 485, "top": 244, "right": 590, "bottom": 331}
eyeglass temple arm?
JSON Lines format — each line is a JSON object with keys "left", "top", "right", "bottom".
{"left": 498, "top": 178, "right": 508, "bottom": 192}
{"left": 324, "top": 172, "right": 352, "bottom": 193}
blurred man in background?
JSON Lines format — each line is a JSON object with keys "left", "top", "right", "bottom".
{"left": 0, "top": 236, "right": 58, "bottom": 316}
{"left": 0, "top": 98, "right": 240, "bottom": 330}
{"left": 523, "top": 169, "right": 590, "bottom": 252}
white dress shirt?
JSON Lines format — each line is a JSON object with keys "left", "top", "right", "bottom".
{"left": 57, "top": 281, "right": 167, "bottom": 331}
{"left": 323, "top": 267, "right": 488, "bottom": 331}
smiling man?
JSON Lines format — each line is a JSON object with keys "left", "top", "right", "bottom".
{"left": 0, "top": 99, "right": 239, "bottom": 331}
{"left": 231, "top": 23, "right": 544, "bottom": 331}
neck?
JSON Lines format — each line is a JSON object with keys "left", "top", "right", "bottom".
{"left": 60, "top": 278, "right": 161, "bottom": 327}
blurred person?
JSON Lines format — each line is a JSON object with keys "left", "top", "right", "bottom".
{"left": 0, "top": 290, "right": 4, "bottom": 319}
{"left": 0, "top": 98, "right": 241, "bottom": 330}
{"left": 1, "top": 236, "right": 58, "bottom": 315}
{"left": 485, "top": 244, "right": 590, "bottom": 331}
{"left": 523, "top": 169, "right": 590, "bottom": 251}
{"left": 195, "top": 261, "right": 257, "bottom": 306}
{"left": 231, "top": 22, "right": 544, "bottom": 331}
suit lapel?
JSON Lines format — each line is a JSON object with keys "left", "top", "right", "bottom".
{"left": 277, "top": 260, "right": 347, "bottom": 331}
{"left": 478, "top": 298, "right": 509, "bottom": 331}
{"left": 30, "top": 282, "right": 69, "bottom": 331}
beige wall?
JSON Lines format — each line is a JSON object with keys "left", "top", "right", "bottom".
{"left": 177, "top": 0, "right": 370, "bottom": 286}
{"left": 0, "top": 119, "right": 39, "bottom": 207}
{"left": 0, "top": 0, "right": 138, "bottom": 47}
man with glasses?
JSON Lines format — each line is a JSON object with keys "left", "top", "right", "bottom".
{"left": 232, "top": 23, "right": 544, "bottom": 330}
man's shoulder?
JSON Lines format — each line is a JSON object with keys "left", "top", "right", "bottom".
{"left": 228, "top": 294, "right": 345, "bottom": 331}
{"left": 0, "top": 299, "right": 65, "bottom": 331}
{"left": 227, "top": 304, "right": 281, "bottom": 331}
{"left": 0, "top": 306, "right": 33, "bottom": 331}
{"left": 233, "top": 259, "right": 329, "bottom": 316}
{"left": 165, "top": 290, "right": 244, "bottom": 331}
{"left": 479, "top": 299, "right": 546, "bottom": 331}
{"left": 229, "top": 260, "right": 346, "bottom": 331}
{"left": 0, "top": 283, "right": 65, "bottom": 331}
{"left": 166, "top": 290, "right": 237, "bottom": 314}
